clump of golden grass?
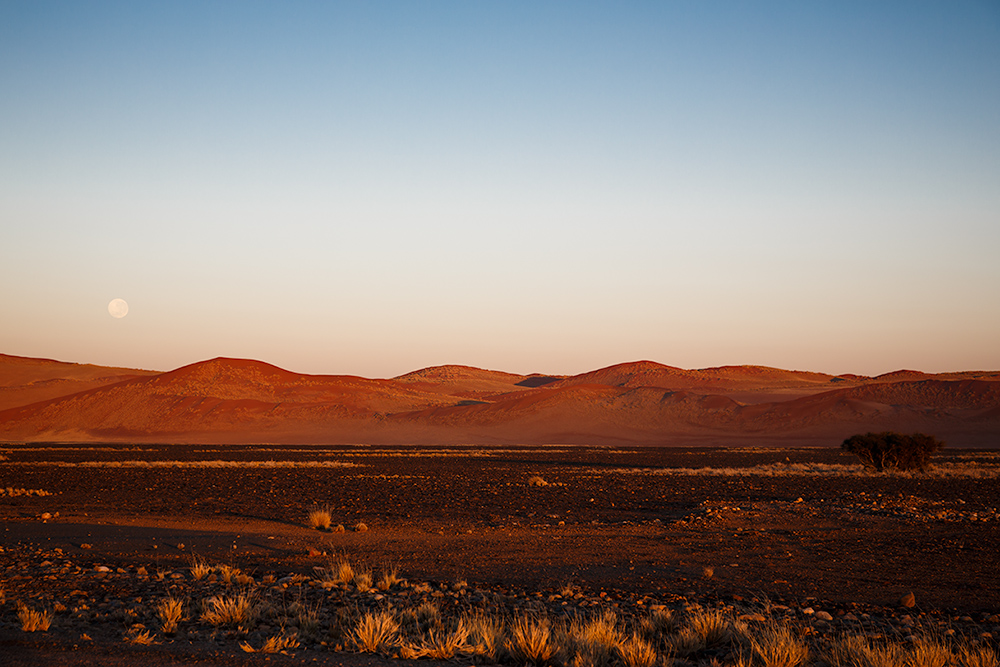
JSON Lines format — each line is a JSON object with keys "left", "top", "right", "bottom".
{"left": 640, "top": 607, "right": 677, "bottom": 642}
{"left": 200, "top": 593, "right": 256, "bottom": 629}
{"left": 157, "top": 597, "right": 184, "bottom": 634}
{"left": 326, "top": 559, "right": 354, "bottom": 584}
{"left": 527, "top": 475, "right": 548, "bottom": 487}
{"left": 351, "top": 610, "right": 400, "bottom": 653}
{"left": 378, "top": 565, "right": 402, "bottom": 590}
{"left": 464, "top": 612, "right": 505, "bottom": 662}
{"left": 413, "top": 619, "right": 472, "bottom": 660}
{"left": 506, "top": 615, "right": 557, "bottom": 666}
{"left": 907, "top": 637, "right": 955, "bottom": 667}
{"left": 617, "top": 633, "right": 659, "bottom": 667}
{"left": 307, "top": 506, "right": 332, "bottom": 530}
{"left": 568, "top": 611, "right": 622, "bottom": 667}
{"left": 958, "top": 646, "right": 999, "bottom": 667}
{"left": 124, "top": 627, "right": 156, "bottom": 645}
{"left": 416, "top": 601, "right": 442, "bottom": 631}
{"left": 734, "top": 623, "right": 809, "bottom": 667}
{"left": 241, "top": 633, "right": 300, "bottom": 653}
{"left": 354, "top": 522, "right": 369, "bottom": 532}
{"left": 353, "top": 570, "right": 374, "bottom": 592}
{"left": 825, "top": 635, "right": 905, "bottom": 667}
{"left": 702, "top": 565, "right": 715, "bottom": 579}
{"left": 687, "top": 608, "right": 732, "bottom": 647}
{"left": 17, "top": 602, "right": 53, "bottom": 632}
{"left": 190, "top": 558, "right": 211, "bottom": 581}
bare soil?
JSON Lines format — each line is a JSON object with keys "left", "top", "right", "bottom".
{"left": 2, "top": 445, "right": 998, "bottom": 665}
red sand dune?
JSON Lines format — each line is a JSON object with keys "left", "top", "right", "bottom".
{"left": 1, "top": 354, "right": 998, "bottom": 447}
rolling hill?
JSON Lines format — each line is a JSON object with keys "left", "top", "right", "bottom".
{"left": 1, "top": 354, "right": 998, "bottom": 446}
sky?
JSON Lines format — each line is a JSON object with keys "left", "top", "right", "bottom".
{"left": 2, "top": 1, "right": 998, "bottom": 378}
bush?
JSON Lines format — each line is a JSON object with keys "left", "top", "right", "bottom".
{"left": 841, "top": 432, "right": 944, "bottom": 471}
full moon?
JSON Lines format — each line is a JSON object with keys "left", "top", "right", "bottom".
{"left": 108, "top": 298, "right": 129, "bottom": 319}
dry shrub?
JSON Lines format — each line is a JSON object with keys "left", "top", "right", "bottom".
{"left": 201, "top": 593, "right": 256, "bottom": 629}
{"left": 506, "top": 615, "right": 557, "bottom": 666}
{"left": 17, "top": 603, "right": 53, "bottom": 632}
{"left": 217, "top": 564, "right": 243, "bottom": 585}
{"left": 735, "top": 623, "right": 809, "bottom": 667}
{"left": 617, "top": 633, "right": 659, "bottom": 667}
{"left": 307, "top": 507, "right": 332, "bottom": 530}
{"left": 157, "top": 597, "right": 184, "bottom": 634}
{"left": 528, "top": 475, "right": 548, "bottom": 487}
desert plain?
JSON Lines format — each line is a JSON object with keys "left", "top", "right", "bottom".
{"left": 1, "top": 355, "right": 999, "bottom": 666}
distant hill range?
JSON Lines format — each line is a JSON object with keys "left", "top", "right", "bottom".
{"left": 2, "top": 354, "right": 999, "bottom": 446}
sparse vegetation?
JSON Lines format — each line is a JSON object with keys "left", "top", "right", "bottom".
{"left": 528, "top": 475, "right": 549, "bottom": 487}
{"left": 841, "top": 432, "right": 945, "bottom": 471}
{"left": 124, "top": 627, "right": 156, "bottom": 645}
{"left": 351, "top": 610, "right": 400, "bottom": 653}
{"left": 240, "top": 632, "right": 300, "bottom": 653}
{"left": 200, "top": 593, "right": 256, "bottom": 629}
{"left": 157, "top": 597, "right": 184, "bottom": 634}
{"left": 17, "top": 602, "right": 53, "bottom": 632}
{"left": 506, "top": 615, "right": 557, "bottom": 666}
{"left": 307, "top": 506, "right": 332, "bottom": 530}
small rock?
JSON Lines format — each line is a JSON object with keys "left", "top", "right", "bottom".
{"left": 354, "top": 523, "right": 368, "bottom": 533}
{"left": 40, "top": 512, "right": 52, "bottom": 520}
{"left": 815, "top": 611, "right": 834, "bottom": 621}
{"left": 802, "top": 607, "right": 815, "bottom": 615}
{"left": 80, "top": 543, "right": 92, "bottom": 550}
{"left": 900, "top": 592, "right": 916, "bottom": 608}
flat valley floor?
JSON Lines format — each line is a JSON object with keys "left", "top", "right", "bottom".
{"left": 1, "top": 445, "right": 998, "bottom": 665}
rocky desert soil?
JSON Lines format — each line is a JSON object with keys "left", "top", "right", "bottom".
{"left": 1, "top": 444, "right": 998, "bottom": 666}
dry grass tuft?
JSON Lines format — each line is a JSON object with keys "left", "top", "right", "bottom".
{"left": 307, "top": 506, "right": 332, "bottom": 530}
{"left": 907, "top": 637, "right": 954, "bottom": 667}
{"left": 378, "top": 566, "right": 402, "bottom": 590}
{"left": 190, "top": 558, "right": 211, "bottom": 581}
{"left": 331, "top": 559, "right": 354, "bottom": 584}
{"left": 351, "top": 610, "right": 400, "bottom": 653}
{"left": 506, "top": 615, "right": 557, "bottom": 666}
{"left": 200, "top": 593, "right": 256, "bottom": 629}
{"left": 527, "top": 475, "right": 549, "bottom": 487}
{"left": 17, "top": 603, "right": 53, "bottom": 632}
{"left": 124, "top": 627, "right": 156, "bottom": 645}
{"left": 826, "top": 635, "right": 906, "bottom": 667}
{"left": 156, "top": 597, "right": 184, "bottom": 634}
{"left": 353, "top": 570, "right": 374, "bottom": 592}
{"left": 241, "top": 632, "right": 300, "bottom": 653}
{"left": 417, "top": 619, "right": 472, "bottom": 659}
{"left": 617, "top": 633, "right": 659, "bottom": 667}
{"left": 568, "top": 611, "right": 623, "bottom": 667}
{"left": 702, "top": 565, "right": 715, "bottom": 579}
{"left": 958, "top": 646, "right": 999, "bottom": 667}
{"left": 464, "top": 612, "right": 505, "bottom": 662}
{"left": 735, "top": 623, "right": 809, "bottom": 667}
{"left": 687, "top": 608, "right": 732, "bottom": 647}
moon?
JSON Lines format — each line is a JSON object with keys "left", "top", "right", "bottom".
{"left": 108, "top": 298, "right": 129, "bottom": 319}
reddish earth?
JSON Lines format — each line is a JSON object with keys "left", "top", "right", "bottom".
{"left": 1, "top": 445, "right": 998, "bottom": 666}
{"left": 1, "top": 354, "right": 999, "bottom": 446}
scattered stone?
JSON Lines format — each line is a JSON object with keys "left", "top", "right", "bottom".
{"left": 815, "top": 611, "right": 834, "bottom": 621}
{"left": 900, "top": 592, "right": 916, "bottom": 608}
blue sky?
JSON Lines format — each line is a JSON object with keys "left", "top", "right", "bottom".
{"left": 2, "top": 1, "right": 998, "bottom": 377}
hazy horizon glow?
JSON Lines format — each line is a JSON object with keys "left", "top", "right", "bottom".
{"left": 2, "top": 2, "right": 999, "bottom": 378}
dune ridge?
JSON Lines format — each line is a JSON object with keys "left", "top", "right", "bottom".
{"left": 1, "top": 354, "right": 998, "bottom": 446}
